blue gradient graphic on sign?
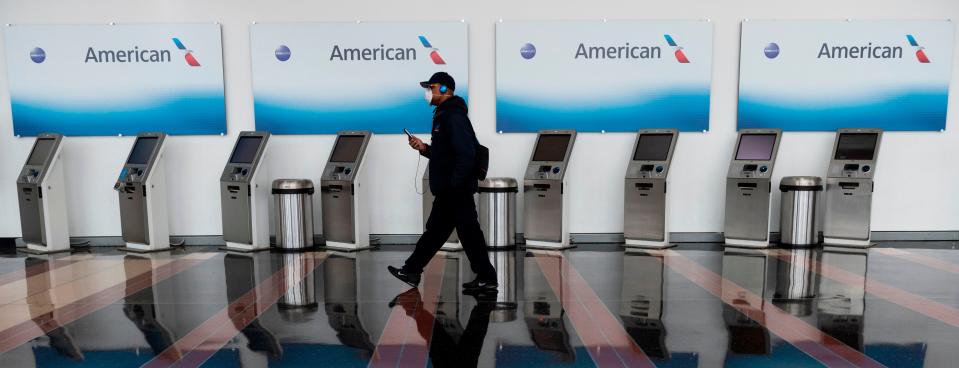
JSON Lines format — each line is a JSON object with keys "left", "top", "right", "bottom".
{"left": 11, "top": 93, "right": 226, "bottom": 136}
{"left": 740, "top": 89, "right": 947, "bottom": 131}
{"left": 250, "top": 22, "right": 468, "bottom": 134}
{"left": 4, "top": 24, "right": 226, "bottom": 136}
{"left": 254, "top": 91, "right": 468, "bottom": 134}
{"left": 496, "top": 21, "right": 713, "bottom": 133}
{"left": 738, "top": 20, "right": 953, "bottom": 131}
{"left": 497, "top": 89, "right": 709, "bottom": 132}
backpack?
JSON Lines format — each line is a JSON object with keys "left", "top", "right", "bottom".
{"left": 474, "top": 143, "right": 489, "bottom": 181}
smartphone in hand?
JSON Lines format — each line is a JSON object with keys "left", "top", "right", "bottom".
{"left": 403, "top": 128, "right": 413, "bottom": 139}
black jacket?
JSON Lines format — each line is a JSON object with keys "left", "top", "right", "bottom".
{"left": 421, "top": 96, "right": 478, "bottom": 195}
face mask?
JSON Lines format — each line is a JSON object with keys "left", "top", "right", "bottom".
{"left": 424, "top": 88, "right": 434, "bottom": 105}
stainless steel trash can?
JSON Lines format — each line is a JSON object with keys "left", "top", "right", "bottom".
{"left": 779, "top": 176, "right": 822, "bottom": 246}
{"left": 478, "top": 178, "right": 518, "bottom": 249}
{"left": 276, "top": 252, "right": 318, "bottom": 310}
{"left": 272, "top": 179, "right": 315, "bottom": 250}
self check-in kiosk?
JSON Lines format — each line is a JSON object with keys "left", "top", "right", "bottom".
{"left": 523, "top": 130, "right": 576, "bottom": 249}
{"left": 724, "top": 129, "right": 782, "bottom": 248}
{"left": 220, "top": 131, "right": 272, "bottom": 252}
{"left": 17, "top": 133, "right": 70, "bottom": 254}
{"left": 115, "top": 132, "right": 170, "bottom": 252}
{"left": 321, "top": 131, "right": 373, "bottom": 251}
{"left": 624, "top": 129, "right": 678, "bottom": 249}
{"left": 422, "top": 163, "right": 461, "bottom": 251}
{"left": 823, "top": 129, "right": 882, "bottom": 247}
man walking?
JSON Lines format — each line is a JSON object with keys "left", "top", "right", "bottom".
{"left": 388, "top": 72, "right": 498, "bottom": 294}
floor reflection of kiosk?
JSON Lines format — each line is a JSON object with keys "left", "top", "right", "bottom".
{"left": 123, "top": 254, "right": 179, "bottom": 359}
{"left": 17, "top": 133, "right": 70, "bottom": 254}
{"left": 624, "top": 129, "right": 679, "bottom": 249}
{"left": 320, "top": 131, "right": 373, "bottom": 251}
{"left": 220, "top": 132, "right": 272, "bottom": 252}
{"left": 620, "top": 249, "right": 669, "bottom": 359}
{"left": 523, "top": 251, "right": 575, "bottom": 362}
{"left": 422, "top": 163, "right": 460, "bottom": 251}
{"left": 225, "top": 252, "right": 282, "bottom": 358}
{"left": 25, "top": 256, "right": 83, "bottom": 360}
{"left": 723, "top": 129, "right": 782, "bottom": 248}
{"left": 721, "top": 249, "right": 775, "bottom": 355}
{"left": 523, "top": 130, "right": 577, "bottom": 249}
{"left": 817, "top": 247, "right": 868, "bottom": 351}
{"left": 324, "top": 253, "right": 375, "bottom": 356}
{"left": 823, "top": 129, "right": 883, "bottom": 247}
{"left": 115, "top": 132, "right": 170, "bottom": 252}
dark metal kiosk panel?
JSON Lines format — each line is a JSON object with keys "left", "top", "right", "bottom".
{"left": 723, "top": 129, "right": 782, "bottom": 248}
{"left": 320, "top": 131, "right": 373, "bottom": 251}
{"left": 220, "top": 131, "right": 271, "bottom": 251}
{"left": 116, "top": 132, "right": 169, "bottom": 251}
{"left": 523, "top": 129, "right": 576, "bottom": 248}
{"left": 624, "top": 129, "right": 678, "bottom": 248}
{"left": 17, "top": 133, "right": 69, "bottom": 253}
{"left": 823, "top": 128, "right": 883, "bottom": 247}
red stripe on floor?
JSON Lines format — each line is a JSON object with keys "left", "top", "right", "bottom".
{"left": 532, "top": 250, "right": 655, "bottom": 368}
{"left": 874, "top": 248, "right": 959, "bottom": 275}
{"left": 662, "top": 250, "right": 884, "bottom": 368}
{"left": 0, "top": 257, "right": 85, "bottom": 286}
{"left": 775, "top": 249, "right": 959, "bottom": 329}
{"left": 0, "top": 255, "right": 216, "bottom": 354}
{"left": 368, "top": 256, "right": 446, "bottom": 368}
{"left": 142, "top": 252, "right": 329, "bottom": 368}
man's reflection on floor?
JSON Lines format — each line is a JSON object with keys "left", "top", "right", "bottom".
{"left": 390, "top": 288, "right": 495, "bottom": 368}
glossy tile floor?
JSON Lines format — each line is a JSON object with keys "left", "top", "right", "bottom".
{"left": 0, "top": 243, "right": 957, "bottom": 367}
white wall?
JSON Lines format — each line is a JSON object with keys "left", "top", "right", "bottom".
{"left": 1, "top": 0, "right": 958, "bottom": 238}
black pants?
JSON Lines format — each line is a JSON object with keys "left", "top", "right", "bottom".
{"left": 404, "top": 192, "right": 497, "bottom": 282}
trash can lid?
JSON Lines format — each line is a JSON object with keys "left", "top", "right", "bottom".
{"left": 272, "top": 179, "right": 315, "bottom": 194}
{"left": 478, "top": 177, "right": 518, "bottom": 192}
{"left": 779, "top": 176, "right": 823, "bottom": 191}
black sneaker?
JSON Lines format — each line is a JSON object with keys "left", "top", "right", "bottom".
{"left": 387, "top": 266, "right": 421, "bottom": 288}
{"left": 462, "top": 278, "right": 498, "bottom": 292}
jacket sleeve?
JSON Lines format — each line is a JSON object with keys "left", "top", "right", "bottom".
{"left": 448, "top": 115, "right": 476, "bottom": 189}
{"left": 420, "top": 144, "right": 431, "bottom": 159}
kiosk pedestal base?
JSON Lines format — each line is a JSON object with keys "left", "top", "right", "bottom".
{"left": 440, "top": 242, "right": 462, "bottom": 252}
{"left": 20, "top": 244, "right": 74, "bottom": 255}
{"left": 220, "top": 242, "right": 272, "bottom": 253}
{"left": 723, "top": 238, "right": 772, "bottom": 249}
{"left": 322, "top": 241, "right": 375, "bottom": 252}
{"left": 823, "top": 237, "right": 875, "bottom": 248}
{"left": 624, "top": 238, "right": 676, "bottom": 249}
{"left": 524, "top": 239, "right": 575, "bottom": 250}
{"left": 119, "top": 243, "right": 172, "bottom": 253}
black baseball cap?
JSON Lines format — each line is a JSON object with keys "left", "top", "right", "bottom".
{"left": 419, "top": 72, "right": 455, "bottom": 92}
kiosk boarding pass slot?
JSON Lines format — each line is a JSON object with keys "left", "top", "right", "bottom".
{"left": 624, "top": 129, "right": 678, "bottom": 248}
{"left": 17, "top": 133, "right": 70, "bottom": 254}
{"left": 723, "top": 129, "right": 782, "bottom": 248}
{"left": 823, "top": 128, "right": 882, "bottom": 247}
{"left": 116, "top": 132, "right": 169, "bottom": 252}
{"left": 220, "top": 131, "right": 271, "bottom": 252}
{"left": 524, "top": 130, "right": 576, "bottom": 249}
{"left": 321, "top": 131, "right": 373, "bottom": 251}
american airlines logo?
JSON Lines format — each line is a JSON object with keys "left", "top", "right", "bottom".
{"left": 173, "top": 38, "right": 201, "bottom": 67}
{"left": 906, "top": 34, "right": 931, "bottom": 63}
{"left": 418, "top": 35, "right": 446, "bottom": 64}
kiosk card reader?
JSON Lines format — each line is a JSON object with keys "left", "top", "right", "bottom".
{"left": 422, "top": 163, "right": 461, "bottom": 251}
{"left": 523, "top": 130, "right": 576, "bottom": 249}
{"left": 17, "top": 133, "right": 70, "bottom": 254}
{"left": 723, "top": 129, "right": 782, "bottom": 248}
{"left": 115, "top": 132, "right": 170, "bottom": 252}
{"left": 321, "top": 131, "right": 373, "bottom": 251}
{"left": 624, "top": 129, "right": 678, "bottom": 249}
{"left": 823, "top": 129, "right": 882, "bottom": 247}
{"left": 220, "top": 131, "right": 272, "bottom": 252}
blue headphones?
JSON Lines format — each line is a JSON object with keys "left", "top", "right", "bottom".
{"left": 439, "top": 84, "right": 448, "bottom": 94}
